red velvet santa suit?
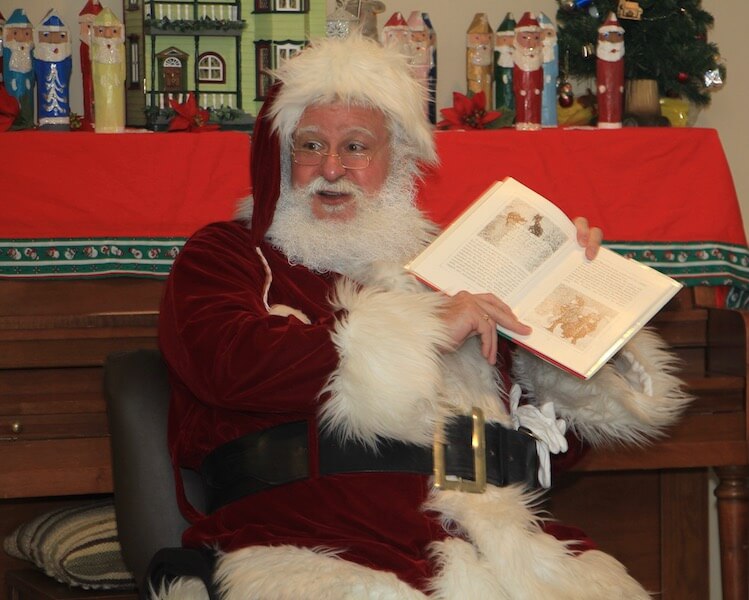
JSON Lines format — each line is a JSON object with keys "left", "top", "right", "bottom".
{"left": 158, "top": 35, "right": 690, "bottom": 600}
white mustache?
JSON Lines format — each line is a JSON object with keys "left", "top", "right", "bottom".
{"left": 304, "top": 178, "right": 365, "bottom": 198}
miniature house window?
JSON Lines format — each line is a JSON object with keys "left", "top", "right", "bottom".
{"left": 275, "top": 0, "right": 303, "bottom": 11}
{"left": 255, "top": 41, "right": 272, "bottom": 99}
{"left": 254, "top": 0, "right": 271, "bottom": 12}
{"left": 198, "top": 52, "right": 225, "bottom": 84}
{"left": 275, "top": 42, "right": 304, "bottom": 65}
{"left": 127, "top": 35, "right": 141, "bottom": 90}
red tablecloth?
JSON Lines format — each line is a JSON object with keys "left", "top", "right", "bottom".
{"left": 1, "top": 127, "right": 747, "bottom": 288}
{"left": 424, "top": 128, "right": 745, "bottom": 245}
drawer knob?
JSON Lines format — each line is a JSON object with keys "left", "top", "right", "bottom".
{"left": 10, "top": 421, "right": 23, "bottom": 434}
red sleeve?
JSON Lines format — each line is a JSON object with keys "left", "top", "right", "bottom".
{"left": 158, "top": 220, "right": 340, "bottom": 415}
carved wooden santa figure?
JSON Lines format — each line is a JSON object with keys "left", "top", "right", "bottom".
{"left": 466, "top": 13, "right": 493, "bottom": 106}
{"left": 493, "top": 12, "right": 515, "bottom": 111}
{"left": 596, "top": 12, "right": 625, "bottom": 129}
{"left": 380, "top": 12, "right": 411, "bottom": 57}
{"left": 0, "top": 11, "right": 5, "bottom": 84}
{"left": 33, "top": 9, "right": 72, "bottom": 130}
{"left": 2, "top": 9, "right": 34, "bottom": 129}
{"left": 78, "top": 0, "right": 103, "bottom": 130}
{"left": 92, "top": 7, "right": 125, "bottom": 133}
{"left": 512, "top": 12, "right": 543, "bottom": 131}
{"left": 406, "top": 11, "right": 430, "bottom": 119}
{"left": 538, "top": 12, "right": 558, "bottom": 127}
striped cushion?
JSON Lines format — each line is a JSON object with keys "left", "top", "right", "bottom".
{"left": 2, "top": 499, "right": 136, "bottom": 591}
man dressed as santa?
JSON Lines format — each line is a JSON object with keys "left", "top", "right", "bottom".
{"left": 512, "top": 12, "right": 543, "bottom": 131}
{"left": 157, "top": 34, "right": 689, "bottom": 600}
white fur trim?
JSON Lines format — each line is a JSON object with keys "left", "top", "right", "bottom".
{"left": 148, "top": 576, "right": 210, "bottom": 600}
{"left": 269, "top": 34, "right": 437, "bottom": 166}
{"left": 321, "top": 263, "right": 513, "bottom": 445}
{"left": 512, "top": 328, "right": 692, "bottom": 447}
{"left": 215, "top": 545, "right": 428, "bottom": 600}
{"left": 426, "top": 486, "right": 650, "bottom": 599}
{"left": 320, "top": 270, "right": 450, "bottom": 447}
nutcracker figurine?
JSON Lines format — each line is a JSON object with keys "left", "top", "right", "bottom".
{"left": 538, "top": 13, "right": 558, "bottom": 127}
{"left": 0, "top": 11, "right": 6, "bottom": 84}
{"left": 33, "top": 10, "right": 72, "bottom": 130}
{"left": 79, "top": 0, "right": 103, "bottom": 129}
{"left": 407, "top": 11, "right": 430, "bottom": 119}
{"left": 466, "top": 13, "right": 493, "bottom": 106}
{"left": 596, "top": 12, "right": 625, "bottom": 128}
{"left": 494, "top": 13, "right": 515, "bottom": 111}
{"left": 423, "top": 12, "right": 437, "bottom": 124}
{"left": 92, "top": 7, "right": 125, "bottom": 133}
{"left": 381, "top": 12, "right": 411, "bottom": 57}
{"left": 2, "top": 9, "right": 34, "bottom": 129}
{"left": 512, "top": 12, "right": 543, "bottom": 131}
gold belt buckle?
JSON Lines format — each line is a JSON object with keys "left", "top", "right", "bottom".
{"left": 433, "top": 407, "right": 487, "bottom": 493}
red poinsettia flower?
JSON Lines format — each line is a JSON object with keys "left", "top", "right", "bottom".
{"left": 168, "top": 92, "right": 220, "bottom": 132}
{"left": 437, "top": 91, "right": 502, "bottom": 130}
{"left": 0, "top": 84, "right": 20, "bottom": 132}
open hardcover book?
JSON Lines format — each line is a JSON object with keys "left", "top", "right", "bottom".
{"left": 405, "top": 177, "right": 683, "bottom": 379}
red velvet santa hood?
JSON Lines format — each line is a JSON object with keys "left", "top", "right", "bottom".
{"left": 248, "top": 34, "right": 437, "bottom": 246}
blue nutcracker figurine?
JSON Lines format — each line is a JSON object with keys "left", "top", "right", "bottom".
{"left": 538, "top": 12, "right": 558, "bottom": 127}
{"left": 2, "top": 8, "right": 34, "bottom": 129}
{"left": 33, "top": 9, "right": 72, "bottom": 130}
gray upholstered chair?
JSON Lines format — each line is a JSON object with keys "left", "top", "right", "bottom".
{"left": 104, "top": 349, "right": 215, "bottom": 598}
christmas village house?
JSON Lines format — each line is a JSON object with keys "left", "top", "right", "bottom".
{"left": 123, "top": 0, "right": 326, "bottom": 130}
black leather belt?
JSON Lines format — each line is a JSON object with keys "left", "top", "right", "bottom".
{"left": 199, "top": 413, "right": 539, "bottom": 513}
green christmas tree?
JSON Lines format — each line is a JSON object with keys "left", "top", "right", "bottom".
{"left": 555, "top": 0, "right": 725, "bottom": 106}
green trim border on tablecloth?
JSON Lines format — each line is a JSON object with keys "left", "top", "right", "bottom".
{"left": 0, "top": 238, "right": 185, "bottom": 277}
{"left": 2, "top": 237, "right": 749, "bottom": 291}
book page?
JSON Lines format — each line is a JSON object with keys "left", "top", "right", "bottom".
{"left": 504, "top": 247, "right": 681, "bottom": 378}
{"left": 406, "top": 179, "right": 578, "bottom": 302}
{"left": 406, "top": 178, "right": 682, "bottom": 379}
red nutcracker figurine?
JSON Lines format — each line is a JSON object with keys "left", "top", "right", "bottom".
{"left": 596, "top": 12, "right": 625, "bottom": 129}
{"left": 512, "top": 12, "right": 543, "bottom": 131}
{"left": 78, "top": 0, "right": 103, "bottom": 130}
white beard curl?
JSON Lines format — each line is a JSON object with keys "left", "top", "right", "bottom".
{"left": 266, "top": 151, "right": 437, "bottom": 279}
{"left": 513, "top": 48, "right": 542, "bottom": 72}
{"left": 597, "top": 41, "right": 625, "bottom": 62}
{"left": 34, "top": 41, "right": 72, "bottom": 62}
{"left": 93, "top": 37, "right": 123, "bottom": 64}
{"left": 6, "top": 40, "right": 33, "bottom": 72}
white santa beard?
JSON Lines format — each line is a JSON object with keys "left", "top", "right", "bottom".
{"left": 267, "top": 155, "right": 435, "bottom": 279}
{"left": 5, "top": 40, "right": 32, "bottom": 72}
{"left": 93, "top": 38, "right": 123, "bottom": 64}
{"left": 34, "top": 41, "right": 71, "bottom": 62}
{"left": 514, "top": 49, "right": 542, "bottom": 72}
{"left": 597, "top": 41, "right": 625, "bottom": 62}
{"left": 497, "top": 47, "right": 514, "bottom": 68}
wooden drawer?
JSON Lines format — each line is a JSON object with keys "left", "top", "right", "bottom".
{"left": 0, "top": 368, "right": 108, "bottom": 441}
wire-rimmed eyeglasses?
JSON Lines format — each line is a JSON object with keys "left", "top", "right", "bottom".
{"left": 291, "top": 148, "right": 373, "bottom": 170}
